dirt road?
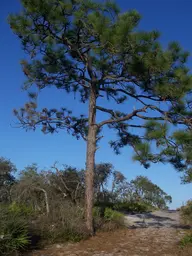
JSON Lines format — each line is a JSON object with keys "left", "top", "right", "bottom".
{"left": 27, "top": 210, "right": 191, "bottom": 256}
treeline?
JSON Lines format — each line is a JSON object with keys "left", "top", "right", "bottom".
{"left": 0, "top": 157, "right": 172, "bottom": 255}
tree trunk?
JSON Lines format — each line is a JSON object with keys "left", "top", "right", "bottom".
{"left": 85, "top": 85, "right": 97, "bottom": 235}
{"left": 42, "top": 188, "right": 50, "bottom": 216}
{"left": 35, "top": 187, "right": 50, "bottom": 216}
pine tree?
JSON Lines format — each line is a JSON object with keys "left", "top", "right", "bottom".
{"left": 9, "top": 0, "right": 192, "bottom": 234}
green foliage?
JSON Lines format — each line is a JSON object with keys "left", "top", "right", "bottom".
{"left": 180, "top": 233, "right": 192, "bottom": 248}
{"left": 0, "top": 156, "right": 173, "bottom": 253}
{"left": 130, "top": 176, "right": 172, "bottom": 209}
{"left": 180, "top": 200, "right": 192, "bottom": 225}
{"left": 94, "top": 201, "right": 114, "bottom": 210}
{"left": 171, "top": 130, "right": 192, "bottom": 183}
{"left": 93, "top": 206, "right": 102, "bottom": 218}
{"left": 0, "top": 206, "right": 30, "bottom": 255}
{"left": 114, "top": 201, "right": 154, "bottom": 213}
{"left": 8, "top": 0, "right": 192, "bottom": 184}
{"left": 145, "top": 121, "right": 168, "bottom": 141}
{"left": 93, "top": 206, "right": 124, "bottom": 231}
{"left": 104, "top": 208, "right": 124, "bottom": 223}
{"left": 0, "top": 157, "right": 16, "bottom": 203}
{"left": 111, "top": 174, "right": 172, "bottom": 210}
{"left": 8, "top": 202, "right": 34, "bottom": 217}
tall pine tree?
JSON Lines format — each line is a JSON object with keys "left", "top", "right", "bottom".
{"left": 9, "top": 0, "right": 192, "bottom": 234}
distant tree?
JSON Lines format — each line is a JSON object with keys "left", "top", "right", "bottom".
{"left": 94, "top": 163, "right": 113, "bottom": 202}
{"left": 110, "top": 174, "right": 172, "bottom": 209}
{"left": 130, "top": 176, "right": 172, "bottom": 209}
{"left": 0, "top": 157, "right": 16, "bottom": 203}
{"left": 111, "top": 171, "right": 131, "bottom": 202}
{"left": 9, "top": 0, "right": 192, "bottom": 233}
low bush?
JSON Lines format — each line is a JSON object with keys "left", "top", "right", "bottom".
{"left": 0, "top": 202, "right": 89, "bottom": 254}
{"left": 180, "top": 233, "right": 192, "bottom": 248}
{"left": 114, "top": 201, "right": 154, "bottom": 213}
{"left": 0, "top": 205, "right": 30, "bottom": 255}
{"left": 180, "top": 200, "right": 192, "bottom": 225}
{"left": 104, "top": 207, "right": 124, "bottom": 223}
{"left": 8, "top": 201, "right": 34, "bottom": 217}
{"left": 94, "top": 201, "right": 114, "bottom": 209}
{"left": 32, "top": 203, "right": 89, "bottom": 244}
{"left": 0, "top": 200, "right": 125, "bottom": 254}
{"left": 93, "top": 206, "right": 124, "bottom": 232}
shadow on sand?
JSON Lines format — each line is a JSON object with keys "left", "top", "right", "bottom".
{"left": 125, "top": 210, "right": 191, "bottom": 230}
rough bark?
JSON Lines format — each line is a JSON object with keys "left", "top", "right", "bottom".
{"left": 85, "top": 85, "right": 97, "bottom": 235}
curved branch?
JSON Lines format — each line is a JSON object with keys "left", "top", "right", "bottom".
{"left": 34, "top": 187, "right": 50, "bottom": 216}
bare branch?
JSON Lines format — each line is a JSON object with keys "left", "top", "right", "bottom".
{"left": 51, "top": 164, "right": 71, "bottom": 193}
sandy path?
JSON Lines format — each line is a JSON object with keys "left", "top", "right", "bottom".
{"left": 27, "top": 211, "right": 191, "bottom": 256}
{"left": 124, "top": 210, "right": 181, "bottom": 228}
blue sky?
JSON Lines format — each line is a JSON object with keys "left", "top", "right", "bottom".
{"left": 0, "top": 0, "right": 192, "bottom": 208}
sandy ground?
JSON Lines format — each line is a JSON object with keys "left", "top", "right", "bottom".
{"left": 124, "top": 210, "right": 181, "bottom": 228}
{"left": 26, "top": 210, "right": 192, "bottom": 256}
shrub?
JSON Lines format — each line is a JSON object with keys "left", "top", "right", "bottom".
{"left": 104, "top": 208, "right": 124, "bottom": 222}
{"left": 94, "top": 201, "right": 114, "bottom": 209}
{"left": 102, "top": 208, "right": 124, "bottom": 231}
{"left": 93, "top": 207, "right": 124, "bottom": 231}
{"left": 0, "top": 206, "right": 30, "bottom": 255}
{"left": 180, "top": 200, "right": 192, "bottom": 225}
{"left": 8, "top": 201, "right": 34, "bottom": 217}
{"left": 180, "top": 233, "right": 192, "bottom": 248}
{"left": 32, "top": 203, "right": 89, "bottom": 244}
{"left": 93, "top": 207, "right": 104, "bottom": 230}
{"left": 114, "top": 201, "right": 153, "bottom": 213}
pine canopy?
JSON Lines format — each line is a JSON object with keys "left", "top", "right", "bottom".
{"left": 9, "top": 0, "right": 192, "bottom": 182}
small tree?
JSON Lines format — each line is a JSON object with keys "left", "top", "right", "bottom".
{"left": 0, "top": 157, "right": 16, "bottom": 203}
{"left": 50, "top": 164, "right": 84, "bottom": 204}
{"left": 17, "top": 164, "right": 50, "bottom": 215}
{"left": 9, "top": 0, "right": 192, "bottom": 234}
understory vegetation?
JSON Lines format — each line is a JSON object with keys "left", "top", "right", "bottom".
{"left": 180, "top": 200, "right": 192, "bottom": 226}
{"left": 179, "top": 200, "right": 192, "bottom": 248}
{"left": 0, "top": 157, "right": 172, "bottom": 255}
{"left": 180, "top": 233, "right": 192, "bottom": 248}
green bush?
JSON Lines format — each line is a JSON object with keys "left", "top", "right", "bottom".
{"left": 104, "top": 208, "right": 124, "bottom": 222}
{"left": 94, "top": 201, "right": 114, "bottom": 209}
{"left": 180, "top": 233, "right": 192, "bottom": 248}
{"left": 39, "top": 222, "right": 88, "bottom": 243}
{"left": 94, "top": 200, "right": 154, "bottom": 214}
{"left": 180, "top": 200, "right": 192, "bottom": 225}
{"left": 0, "top": 206, "right": 30, "bottom": 255}
{"left": 8, "top": 202, "right": 34, "bottom": 217}
{"left": 102, "top": 208, "right": 124, "bottom": 231}
{"left": 93, "top": 206, "right": 124, "bottom": 231}
{"left": 114, "top": 201, "right": 154, "bottom": 213}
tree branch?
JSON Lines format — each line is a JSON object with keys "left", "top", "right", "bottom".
{"left": 100, "top": 85, "right": 165, "bottom": 103}
{"left": 96, "top": 106, "right": 119, "bottom": 119}
{"left": 98, "top": 106, "right": 149, "bottom": 127}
